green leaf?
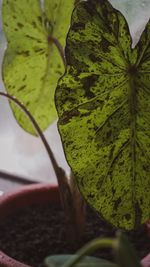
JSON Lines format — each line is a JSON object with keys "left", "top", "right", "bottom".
{"left": 56, "top": 0, "right": 150, "bottom": 229}
{"left": 114, "top": 232, "right": 141, "bottom": 267}
{"left": 45, "top": 255, "right": 116, "bottom": 267}
{"left": 2, "top": 0, "right": 74, "bottom": 135}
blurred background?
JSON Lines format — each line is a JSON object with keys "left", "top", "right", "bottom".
{"left": 0, "top": 0, "right": 150, "bottom": 188}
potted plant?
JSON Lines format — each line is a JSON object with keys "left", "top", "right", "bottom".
{"left": 0, "top": 0, "right": 150, "bottom": 266}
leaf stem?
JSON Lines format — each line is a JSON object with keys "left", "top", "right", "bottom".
{"left": 0, "top": 92, "right": 85, "bottom": 243}
{"left": 0, "top": 92, "right": 70, "bottom": 205}
{"left": 62, "top": 238, "right": 116, "bottom": 267}
{"left": 0, "top": 92, "right": 59, "bottom": 176}
{"left": 48, "top": 36, "right": 66, "bottom": 67}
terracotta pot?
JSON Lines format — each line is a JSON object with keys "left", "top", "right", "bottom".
{"left": 142, "top": 253, "right": 150, "bottom": 267}
{"left": 0, "top": 183, "right": 150, "bottom": 267}
{"left": 0, "top": 183, "right": 59, "bottom": 267}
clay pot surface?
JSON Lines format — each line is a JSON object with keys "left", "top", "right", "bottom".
{"left": 0, "top": 183, "right": 59, "bottom": 267}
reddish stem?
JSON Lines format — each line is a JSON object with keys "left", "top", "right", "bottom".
{"left": 48, "top": 36, "right": 66, "bottom": 67}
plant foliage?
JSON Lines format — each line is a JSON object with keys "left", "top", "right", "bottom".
{"left": 2, "top": 0, "right": 74, "bottom": 134}
{"left": 45, "top": 232, "right": 141, "bottom": 267}
{"left": 45, "top": 255, "right": 116, "bottom": 267}
{"left": 56, "top": 0, "right": 150, "bottom": 229}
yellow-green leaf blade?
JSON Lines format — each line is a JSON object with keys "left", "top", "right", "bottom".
{"left": 56, "top": 0, "right": 150, "bottom": 229}
{"left": 2, "top": 0, "right": 74, "bottom": 134}
{"left": 44, "top": 0, "right": 75, "bottom": 46}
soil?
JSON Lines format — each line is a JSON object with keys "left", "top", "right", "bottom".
{"left": 0, "top": 203, "right": 150, "bottom": 267}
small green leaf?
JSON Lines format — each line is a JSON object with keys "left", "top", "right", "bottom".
{"left": 2, "top": 0, "right": 74, "bottom": 134}
{"left": 45, "top": 255, "right": 116, "bottom": 267}
{"left": 56, "top": 0, "right": 150, "bottom": 229}
{"left": 114, "top": 232, "right": 141, "bottom": 267}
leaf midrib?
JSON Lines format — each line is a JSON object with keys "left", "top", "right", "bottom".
{"left": 129, "top": 74, "right": 137, "bottom": 226}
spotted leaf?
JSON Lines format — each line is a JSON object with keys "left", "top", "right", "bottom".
{"left": 2, "top": 0, "right": 74, "bottom": 134}
{"left": 56, "top": 0, "right": 150, "bottom": 229}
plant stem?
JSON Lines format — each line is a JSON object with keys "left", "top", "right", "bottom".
{"left": 62, "top": 238, "right": 116, "bottom": 267}
{"left": 0, "top": 92, "right": 59, "bottom": 176}
{"left": 48, "top": 36, "right": 66, "bottom": 67}
{"left": 0, "top": 92, "right": 85, "bottom": 242}
{"left": 0, "top": 92, "right": 69, "bottom": 204}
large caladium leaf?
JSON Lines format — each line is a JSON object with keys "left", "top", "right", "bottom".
{"left": 56, "top": 0, "right": 150, "bottom": 229}
{"left": 2, "top": 0, "right": 75, "bottom": 134}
